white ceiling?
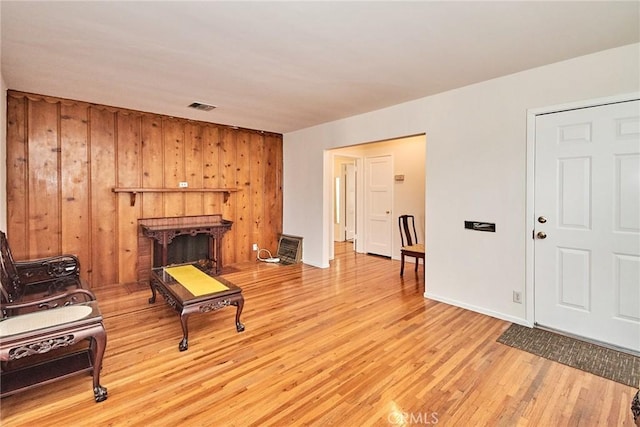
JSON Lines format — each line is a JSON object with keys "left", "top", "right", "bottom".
{"left": 2, "top": 1, "right": 638, "bottom": 134}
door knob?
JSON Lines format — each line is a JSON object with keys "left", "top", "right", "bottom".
{"left": 537, "top": 231, "right": 547, "bottom": 239}
{"left": 538, "top": 216, "right": 547, "bottom": 224}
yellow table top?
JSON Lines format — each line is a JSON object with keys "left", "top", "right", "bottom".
{"left": 164, "top": 265, "right": 229, "bottom": 296}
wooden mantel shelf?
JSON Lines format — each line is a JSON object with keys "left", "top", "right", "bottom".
{"left": 112, "top": 187, "right": 239, "bottom": 206}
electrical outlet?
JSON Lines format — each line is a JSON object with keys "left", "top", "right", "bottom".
{"left": 252, "top": 243, "right": 258, "bottom": 251}
{"left": 513, "top": 291, "right": 522, "bottom": 304}
{"left": 179, "top": 181, "right": 188, "bottom": 188}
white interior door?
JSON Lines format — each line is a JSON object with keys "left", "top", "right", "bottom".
{"left": 345, "top": 163, "right": 356, "bottom": 241}
{"left": 365, "top": 155, "right": 393, "bottom": 257}
{"left": 534, "top": 100, "right": 640, "bottom": 352}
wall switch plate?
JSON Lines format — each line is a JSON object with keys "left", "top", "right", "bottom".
{"left": 252, "top": 243, "right": 258, "bottom": 251}
{"left": 513, "top": 291, "right": 522, "bottom": 304}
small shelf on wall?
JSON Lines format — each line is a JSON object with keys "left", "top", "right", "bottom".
{"left": 112, "top": 187, "right": 239, "bottom": 206}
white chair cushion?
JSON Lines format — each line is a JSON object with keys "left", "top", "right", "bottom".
{"left": 0, "top": 305, "right": 93, "bottom": 337}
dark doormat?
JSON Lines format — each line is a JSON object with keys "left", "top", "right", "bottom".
{"left": 497, "top": 323, "right": 640, "bottom": 387}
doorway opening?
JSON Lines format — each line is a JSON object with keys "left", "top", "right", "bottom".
{"left": 328, "top": 134, "right": 426, "bottom": 264}
{"left": 333, "top": 155, "right": 358, "bottom": 246}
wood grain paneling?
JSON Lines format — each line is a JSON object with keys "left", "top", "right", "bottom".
{"left": 27, "top": 99, "right": 59, "bottom": 257}
{"left": 235, "top": 130, "right": 251, "bottom": 261}
{"left": 116, "top": 112, "right": 142, "bottom": 284}
{"left": 162, "top": 119, "right": 185, "bottom": 217}
{"left": 264, "top": 133, "right": 283, "bottom": 253}
{"left": 184, "top": 122, "right": 204, "bottom": 215}
{"left": 251, "top": 132, "right": 265, "bottom": 252}
{"left": 140, "top": 115, "right": 164, "bottom": 218}
{"left": 60, "top": 102, "right": 90, "bottom": 281}
{"left": 202, "top": 125, "right": 221, "bottom": 214}
{"left": 6, "top": 94, "right": 28, "bottom": 257}
{"left": 90, "top": 106, "right": 117, "bottom": 285}
{"left": 219, "top": 127, "right": 238, "bottom": 266}
{"left": 5, "top": 91, "right": 283, "bottom": 287}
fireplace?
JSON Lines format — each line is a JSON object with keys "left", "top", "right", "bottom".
{"left": 137, "top": 215, "right": 233, "bottom": 283}
{"left": 155, "top": 233, "right": 210, "bottom": 267}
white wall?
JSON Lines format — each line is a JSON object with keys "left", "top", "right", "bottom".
{"left": 283, "top": 43, "right": 640, "bottom": 324}
{"left": 0, "top": 76, "right": 6, "bottom": 233}
{"left": 0, "top": 3, "right": 7, "bottom": 233}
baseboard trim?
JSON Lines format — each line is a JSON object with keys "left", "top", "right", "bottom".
{"left": 424, "top": 291, "right": 532, "bottom": 327}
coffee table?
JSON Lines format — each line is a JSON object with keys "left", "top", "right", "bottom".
{"left": 148, "top": 263, "right": 245, "bottom": 351}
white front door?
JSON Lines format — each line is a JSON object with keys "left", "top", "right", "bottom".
{"left": 534, "top": 100, "right": 640, "bottom": 352}
{"left": 365, "top": 155, "right": 393, "bottom": 257}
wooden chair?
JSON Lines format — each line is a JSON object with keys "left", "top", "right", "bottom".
{"left": 0, "top": 287, "right": 108, "bottom": 402}
{"left": 398, "top": 215, "right": 425, "bottom": 276}
{"left": 0, "top": 231, "right": 84, "bottom": 305}
{"left": 0, "top": 231, "right": 108, "bottom": 402}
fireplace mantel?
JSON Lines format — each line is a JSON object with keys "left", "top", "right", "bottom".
{"left": 113, "top": 187, "right": 239, "bottom": 206}
{"left": 140, "top": 220, "right": 233, "bottom": 246}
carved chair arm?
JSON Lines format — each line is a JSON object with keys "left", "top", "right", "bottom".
{"left": 1, "top": 288, "right": 96, "bottom": 317}
{"left": 14, "top": 254, "right": 82, "bottom": 286}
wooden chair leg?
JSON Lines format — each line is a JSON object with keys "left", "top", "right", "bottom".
{"left": 400, "top": 253, "right": 405, "bottom": 276}
{"left": 414, "top": 257, "right": 419, "bottom": 272}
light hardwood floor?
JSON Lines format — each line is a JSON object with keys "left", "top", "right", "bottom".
{"left": 1, "top": 242, "right": 637, "bottom": 426}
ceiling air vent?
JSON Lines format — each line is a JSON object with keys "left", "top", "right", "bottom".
{"left": 188, "top": 102, "right": 216, "bottom": 111}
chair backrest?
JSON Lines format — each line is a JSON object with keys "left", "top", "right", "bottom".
{"left": 398, "top": 215, "right": 419, "bottom": 247}
{"left": 0, "top": 257, "right": 13, "bottom": 304}
{"left": 0, "top": 231, "right": 21, "bottom": 303}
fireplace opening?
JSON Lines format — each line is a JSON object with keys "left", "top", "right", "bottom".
{"left": 154, "top": 234, "right": 210, "bottom": 268}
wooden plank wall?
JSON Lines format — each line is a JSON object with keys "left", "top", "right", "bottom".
{"left": 5, "top": 91, "right": 283, "bottom": 287}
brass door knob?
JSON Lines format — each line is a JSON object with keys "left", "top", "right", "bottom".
{"left": 537, "top": 231, "right": 547, "bottom": 239}
{"left": 538, "top": 216, "right": 547, "bottom": 224}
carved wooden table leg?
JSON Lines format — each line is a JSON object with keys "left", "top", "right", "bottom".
{"left": 179, "top": 310, "right": 190, "bottom": 352}
{"left": 148, "top": 279, "right": 157, "bottom": 304}
{"left": 177, "top": 293, "right": 246, "bottom": 351}
{"left": 233, "top": 294, "right": 245, "bottom": 332}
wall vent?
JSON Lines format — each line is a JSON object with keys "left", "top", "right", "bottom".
{"left": 276, "top": 234, "right": 303, "bottom": 265}
{"left": 188, "top": 102, "right": 216, "bottom": 111}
